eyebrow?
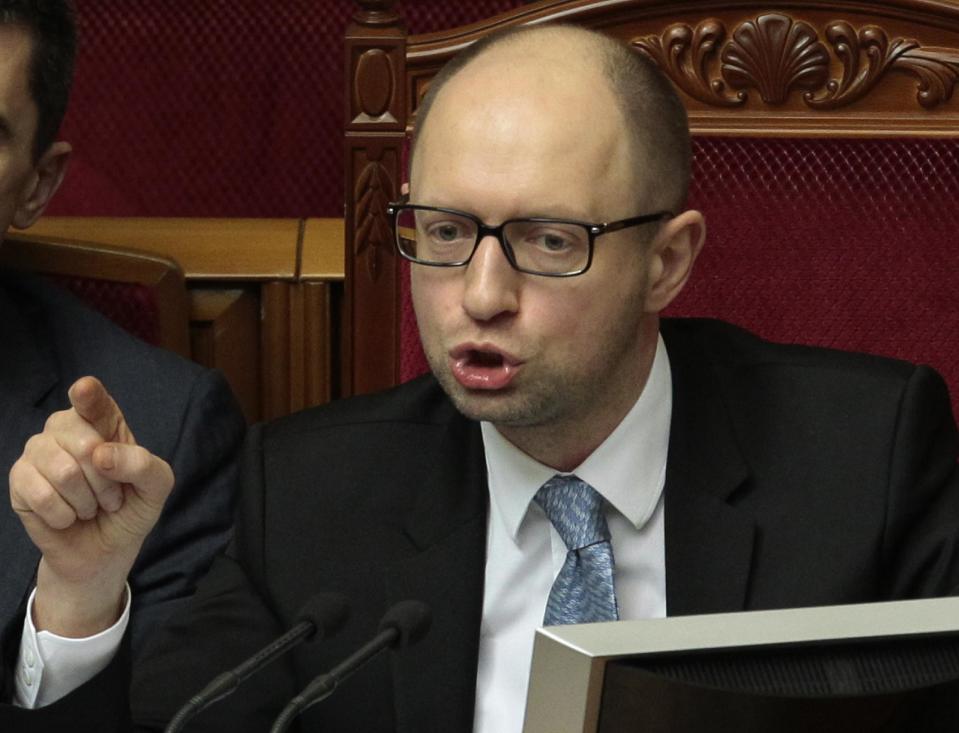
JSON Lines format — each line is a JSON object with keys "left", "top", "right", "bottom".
{"left": 410, "top": 199, "right": 599, "bottom": 223}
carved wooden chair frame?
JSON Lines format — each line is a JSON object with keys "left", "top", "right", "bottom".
{"left": 2, "top": 233, "right": 192, "bottom": 358}
{"left": 344, "top": 0, "right": 959, "bottom": 396}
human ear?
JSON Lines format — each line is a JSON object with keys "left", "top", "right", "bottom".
{"left": 12, "top": 141, "right": 72, "bottom": 230}
{"left": 643, "top": 209, "right": 706, "bottom": 314}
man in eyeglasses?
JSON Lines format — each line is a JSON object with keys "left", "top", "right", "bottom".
{"left": 5, "top": 22, "right": 958, "bottom": 733}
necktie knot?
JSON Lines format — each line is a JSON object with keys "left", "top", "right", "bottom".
{"left": 534, "top": 474, "right": 619, "bottom": 626}
{"left": 534, "top": 474, "right": 610, "bottom": 551}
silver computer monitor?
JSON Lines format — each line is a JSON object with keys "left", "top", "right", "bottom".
{"left": 523, "top": 596, "right": 959, "bottom": 733}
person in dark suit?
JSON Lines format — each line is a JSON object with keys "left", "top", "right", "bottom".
{"left": 3, "top": 21, "right": 958, "bottom": 733}
{"left": 0, "top": 0, "right": 244, "bottom": 658}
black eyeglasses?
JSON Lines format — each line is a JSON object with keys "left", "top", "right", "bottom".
{"left": 387, "top": 202, "right": 672, "bottom": 277}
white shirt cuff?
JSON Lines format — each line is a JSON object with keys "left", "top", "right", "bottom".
{"left": 14, "top": 584, "right": 131, "bottom": 708}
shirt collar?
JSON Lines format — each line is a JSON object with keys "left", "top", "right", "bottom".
{"left": 482, "top": 333, "right": 672, "bottom": 540}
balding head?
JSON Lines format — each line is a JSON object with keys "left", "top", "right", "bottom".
{"left": 411, "top": 24, "right": 690, "bottom": 215}
{"left": 405, "top": 25, "right": 706, "bottom": 468}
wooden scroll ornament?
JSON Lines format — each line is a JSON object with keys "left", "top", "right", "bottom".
{"left": 634, "top": 12, "right": 959, "bottom": 109}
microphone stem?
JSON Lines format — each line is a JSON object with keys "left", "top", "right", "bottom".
{"left": 165, "top": 621, "right": 313, "bottom": 733}
{"left": 269, "top": 627, "right": 399, "bottom": 733}
{"left": 232, "top": 621, "right": 314, "bottom": 682}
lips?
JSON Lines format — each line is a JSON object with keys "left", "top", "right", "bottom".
{"left": 449, "top": 343, "right": 522, "bottom": 390}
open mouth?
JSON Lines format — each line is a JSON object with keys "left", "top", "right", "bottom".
{"left": 449, "top": 345, "right": 521, "bottom": 390}
{"left": 468, "top": 349, "right": 506, "bottom": 367}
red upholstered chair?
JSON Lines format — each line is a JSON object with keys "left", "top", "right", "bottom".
{"left": 1, "top": 233, "right": 191, "bottom": 358}
{"left": 344, "top": 0, "right": 959, "bottom": 421}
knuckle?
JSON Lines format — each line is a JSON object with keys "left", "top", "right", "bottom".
{"left": 8, "top": 457, "right": 27, "bottom": 486}
{"left": 51, "top": 458, "right": 82, "bottom": 488}
{"left": 73, "top": 435, "right": 99, "bottom": 460}
{"left": 44, "top": 409, "right": 68, "bottom": 432}
{"left": 48, "top": 508, "right": 76, "bottom": 531}
{"left": 33, "top": 485, "right": 63, "bottom": 515}
{"left": 23, "top": 432, "right": 48, "bottom": 456}
{"left": 93, "top": 480, "right": 121, "bottom": 499}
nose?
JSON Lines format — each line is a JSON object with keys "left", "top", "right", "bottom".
{"left": 462, "top": 234, "right": 520, "bottom": 322}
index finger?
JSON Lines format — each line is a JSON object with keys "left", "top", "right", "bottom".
{"left": 67, "top": 377, "right": 135, "bottom": 443}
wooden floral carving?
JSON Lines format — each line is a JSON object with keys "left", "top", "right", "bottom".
{"left": 721, "top": 15, "right": 830, "bottom": 104}
{"left": 807, "top": 22, "right": 959, "bottom": 109}
{"left": 354, "top": 156, "right": 396, "bottom": 282}
{"left": 635, "top": 19, "right": 744, "bottom": 106}
{"left": 632, "top": 13, "right": 959, "bottom": 110}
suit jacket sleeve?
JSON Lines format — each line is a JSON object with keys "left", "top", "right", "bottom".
{"left": 126, "top": 368, "right": 246, "bottom": 656}
{"left": 881, "top": 365, "right": 959, "bottom": 598}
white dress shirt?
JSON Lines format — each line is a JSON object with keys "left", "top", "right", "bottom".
{"left": 473, "top": 334, "right": 672, "bottom": 733}
{"left": 15, "top": 584, "right": 130, "bottom": 708}
{"left": 18, "top": 335, "right": 671, "bottom": 727}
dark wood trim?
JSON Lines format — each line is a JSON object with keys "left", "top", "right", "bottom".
{"left": 17, "top": 217, "right": 345, "bottom": 421}
{"left": 344, "top": 1, "right": 407, "bottom": 397}
{"left": 190, "top": 288, "right": 261, "bottom": 422}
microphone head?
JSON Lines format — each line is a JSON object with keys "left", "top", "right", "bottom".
{"left": 379, "top": 600, "right": 432, "bottom": 649}
{"left": 297, "top": 592, "right": 350, "bottom": 641}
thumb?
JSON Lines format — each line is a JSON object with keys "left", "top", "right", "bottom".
{"left": 93, "top": 443, "right": 174, "bottom": 511}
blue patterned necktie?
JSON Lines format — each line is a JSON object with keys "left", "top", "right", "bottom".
{"left": 534, "top": 474, "right": 619, "bottom": 625}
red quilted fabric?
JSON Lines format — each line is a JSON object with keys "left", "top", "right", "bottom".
{"left": 680, "top": 137, "right": 959, "bottom": 363}
{"left": 49, "top": 0, "right": 526, "bottom": 217}
{"left": 400, "top": 137, "right": 959, "bottom": 421}
{"left": 51, "top": 0, "right": 349, "bottom": 217}
{"left": 402, "top": 0, "right": 528, "bottom": 32}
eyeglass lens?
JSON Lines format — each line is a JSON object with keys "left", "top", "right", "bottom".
{"left": 395, "top": 207, "right": 590, "bottom": 274}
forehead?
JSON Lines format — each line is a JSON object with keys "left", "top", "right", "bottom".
{"left": 0, "top": 24, "right": 37, "bottom": 138}
{"left": 412, "top": 45, "right": 639, "bottom": 221}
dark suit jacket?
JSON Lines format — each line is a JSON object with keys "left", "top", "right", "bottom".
{"left": 0, "top": 273, "right": 245, "bottom": 652}
{"left": 3, "top": 318, "right": 958, "bottom": 732}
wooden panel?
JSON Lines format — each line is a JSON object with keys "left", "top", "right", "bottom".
{"left": 16, "top": 217, "right": 344, "bottom": 417}
{"left": 24, "top": 217, "right": 302, "bottom": 280}
{"left": 189, "top": 288, "right": 261, "bottom": 423}
{"left": 302, "top": 282, "right": 335, "bottom": 407}
{"left": 261, "top": 282, "right": 295, "bottom": 421}
{"left": 260, "top": 281, "right": 334, "bottom": 420}
{"left": 301, "top": 218, "right": 346, "bottom": 280}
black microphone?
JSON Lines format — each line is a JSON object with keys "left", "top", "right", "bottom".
{"left": 164, "top": 592, "right": 350, "bottom": 733}
{"left": 268, "top": 600, "right": 432, "bottom": 733}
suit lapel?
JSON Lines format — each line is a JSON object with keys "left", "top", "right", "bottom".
{"left": 0, "top": 280, "right": 60, "bottom": 630}
{"left": 661, "top": 322, "right": 756, "bottom": 616}
{"left": 385, "top": 415, "right": 488, "bottom": 733}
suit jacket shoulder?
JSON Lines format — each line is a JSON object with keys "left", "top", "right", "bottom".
{"left": 660, "top": 317, "right": 959, "bottom": 615}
